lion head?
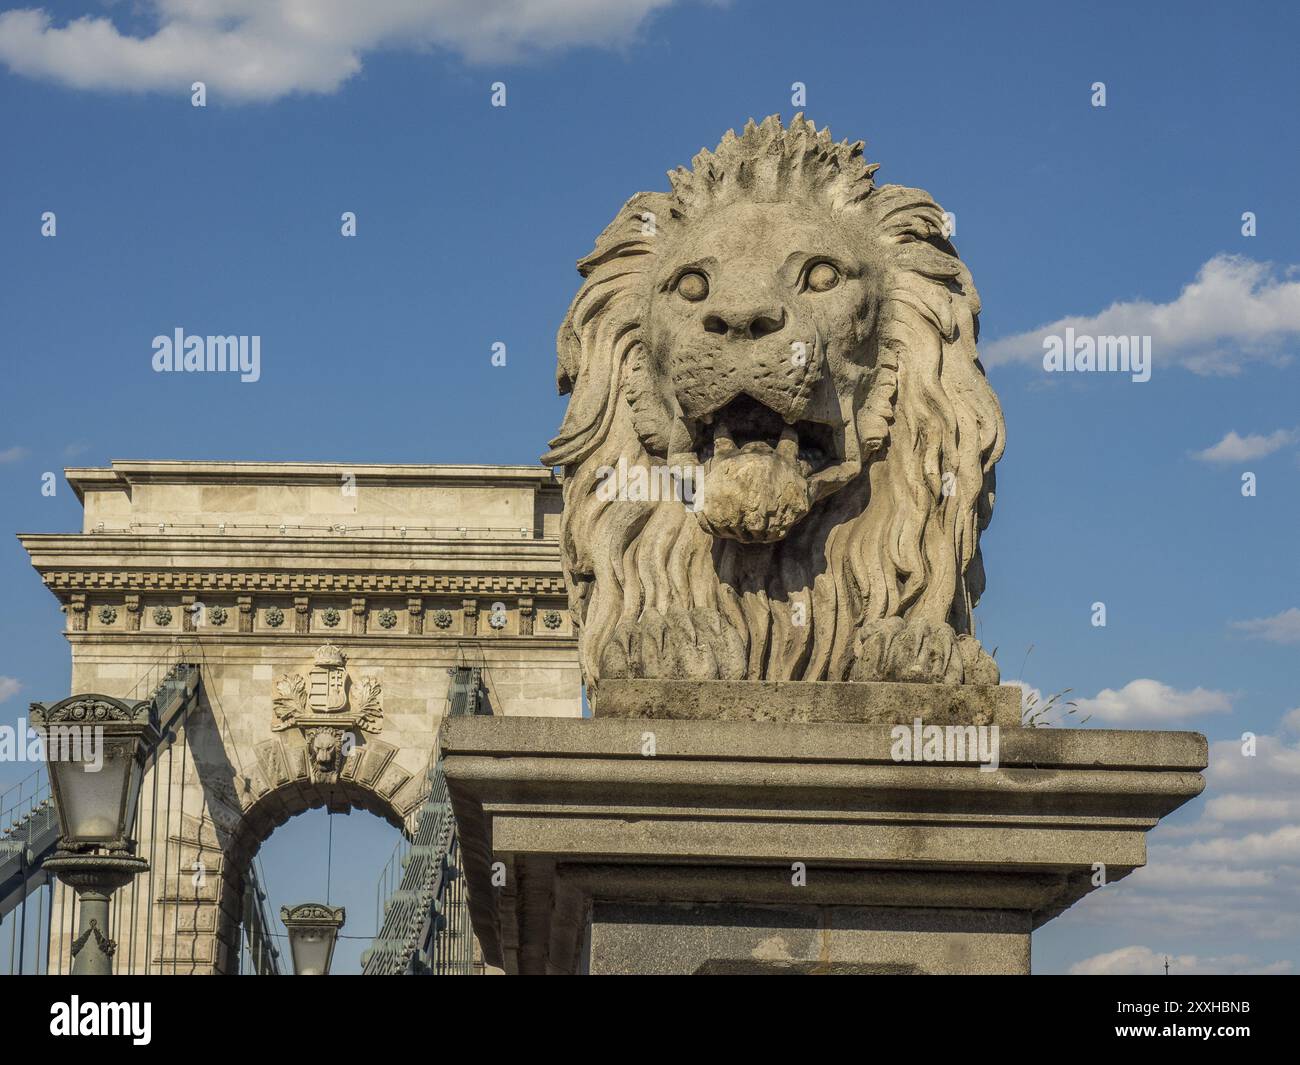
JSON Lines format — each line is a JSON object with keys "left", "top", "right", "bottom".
{"left": 543, "top": 115, "right": 1005, "bottom": 687}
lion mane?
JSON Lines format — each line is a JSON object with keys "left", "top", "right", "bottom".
{"left": 543, "top": 115, "right": 1005, "bottom": 687}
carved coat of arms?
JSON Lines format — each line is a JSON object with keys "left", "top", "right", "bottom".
{"left": 273, "top": 644, "right": 383, "bottom": 781}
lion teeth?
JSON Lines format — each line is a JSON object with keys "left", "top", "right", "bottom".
{"left": 777, "top": 424, "right": 800, "bottom": 463}
{"left": 713, "top": 420, "right": 737, "bottom": 455}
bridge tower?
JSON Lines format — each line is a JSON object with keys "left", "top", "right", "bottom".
{"left": 17, "top": 461, "right": 580, "bottom": 973}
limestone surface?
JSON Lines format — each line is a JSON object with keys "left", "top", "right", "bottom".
{"left": 543, "top": 115, "right": 1006, "bottom": 688}
{"left": 592, "top": 678, "right": 1020, "bottom": 726}
{"left": 441, "top": 715, "right": 1207, "bottom": 975}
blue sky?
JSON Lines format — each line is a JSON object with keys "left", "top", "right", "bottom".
{"left": 1, "top": 0, "right": 1299, "bottom": 975}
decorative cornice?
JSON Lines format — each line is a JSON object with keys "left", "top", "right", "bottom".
{"left": 280, "top": 902, "right": 345, "bottom": 925}
{"left": 37, "top": 569, "right": 568, "bottom": 599}
{"left": 19, "top": 533, "right": 562, "bottom": 558}
{"left": 30, "top": 694, "right": 154, "bottom": 726}
{"left": 65, "top": 460, "right": 559, "bottom": 503}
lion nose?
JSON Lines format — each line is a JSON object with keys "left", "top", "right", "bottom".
{"left": 703, "top": 305, "right": 786, "bottom": 340}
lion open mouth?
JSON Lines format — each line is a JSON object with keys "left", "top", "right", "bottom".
{"left": 685, "top": 394, "right": 843, "bottom": 543}
{"left": 694, "top": 394, "right": 838, "bottom": 479}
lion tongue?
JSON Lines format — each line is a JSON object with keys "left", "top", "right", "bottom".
{"left": 698, "top": 444, "right": 811, "bottom": 543}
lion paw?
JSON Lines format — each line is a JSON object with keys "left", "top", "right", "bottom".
{"left": 598, "top": 607, "right": 747, "bottom": 681}
{"left": 849, "top": 617, "right": 999, "bottom": 685}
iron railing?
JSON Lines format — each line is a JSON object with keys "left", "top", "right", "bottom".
{"left": 361, "top": 666, "right": 485, "bottom": 975}
{"left": 0, "top": 641, "right": 206, "bottom": 973}
{"left": 238, "top": 859, "right": 282, "bottom": 975}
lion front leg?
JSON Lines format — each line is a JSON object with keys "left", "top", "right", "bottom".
{"left": 598, "top": 607, "right": 747, "bottom": 681}
{"left": 849, "top": 616, "right": 1000, "bottom": 685}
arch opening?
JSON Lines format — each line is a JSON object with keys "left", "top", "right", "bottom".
{"left": 229, "top": 791, "right": 411, "bottom": 974}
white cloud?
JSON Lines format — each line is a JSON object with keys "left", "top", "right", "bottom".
{"left": 1205, "top": 730, "right": 1300, "bottom": 793}
{"left": 1132, "top": 860, "right": 1276, "bottom": 889}
{"left": 1179, "top": 824, "right": 1300, "bottom": 864}
{"left": 0, "top": 676, "right": 22, "bottom": 703}
{"left": 1231, "top": 607, "right": 1300, "bottom": 645}
{"left": 0, "top": 446, "right": 28, "bottom": 464}
{"left": 0, "top": 1, "right": 684, "bottom": 102}
{"left": 1073, "top": 678, "right": 1233, "bottom": 725}
{"left": 982, "top": 255, "right": 1300, "bottom": 375}
{"left": 1203, "top": 794, "right": 1300, "bottom": 823}
{"left": 1070, "top": 945, "right": 1291, "bottom": 975}
{"left": 1051, "top": 713, "right": 1300, "bottom": 972}
{"left": 1193, "top": 428, "right": 1296, "bottom": 464}
{"left": 1078, "top": 883, "right": 1300, "bottom": 943}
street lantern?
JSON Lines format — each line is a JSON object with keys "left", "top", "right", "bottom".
{"left": 282, "top": 903, "right": 346, "bottom": 975}
{"left": 30, "top": 695, "right": 160, "bottom": 850}
{"left": 29, "top": 694, "right": 160, "bottom": 975}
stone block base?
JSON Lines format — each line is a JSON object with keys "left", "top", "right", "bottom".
{"left": 590, "top": 678, "right": 1019, "bottom": 726}
{"left": 589, "top": 902, "right": 1030, "bottom": 975}
{"left": 441, "top": 702, "right": 1206, "bottom": 976}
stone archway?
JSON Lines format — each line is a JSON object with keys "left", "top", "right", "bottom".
{"left": 37, "top": 648, "right": 441, "bottom": 976}
{"left": 139, "top": 681, "right": 432, "bottom": 975}
{"left": 211, "top": 728, "right": 420, "bottom": 974}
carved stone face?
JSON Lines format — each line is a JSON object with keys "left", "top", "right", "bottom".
{"left": 545, "top": 115, "right": 1007, "bottom": 684}
{"left": 310, "top": 729, "right": 338, "bottom": 769}
{"left": 644, "top": 200, "right": 876, "bottom": 543}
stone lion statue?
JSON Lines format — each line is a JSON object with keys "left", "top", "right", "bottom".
{"left": 543, "top": 115, "right": 1005, "bottom": 687}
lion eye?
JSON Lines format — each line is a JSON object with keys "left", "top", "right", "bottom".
{"left": 806, "top": 262, "right": 840, "bottom": 292}
{"left": 677, "top": 271, "right": 709, "bottom": 302}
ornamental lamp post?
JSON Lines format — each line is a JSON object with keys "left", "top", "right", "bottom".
{"left": 281, "top": 903, "right": 346, "bottom": 974}
{"left": 29, "top": 694, "right": 160, "bottom": 976}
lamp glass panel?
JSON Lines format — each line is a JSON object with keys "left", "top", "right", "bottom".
{"left": 51, "top": 738, "right": 132, "bottom": 841}
{"left": 289, "top": 926, "right": 338, "bottom": 976}
{"left": 121, "top": 748, "right": 145, "bottom": 839}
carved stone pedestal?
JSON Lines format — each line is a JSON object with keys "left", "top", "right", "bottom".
{"left": 441, "top": 700, "right": 1207, "bottom": 975}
